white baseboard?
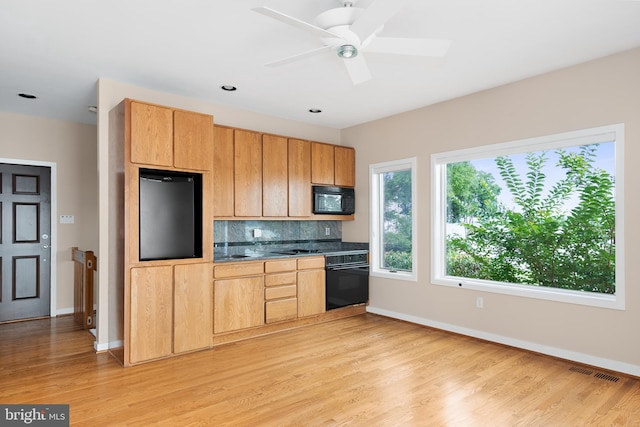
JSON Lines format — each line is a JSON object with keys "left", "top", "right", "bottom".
{"left": 366, "top": 305, "right": 640, "bottom": 378}
{"left": 55, "top": 307, "right": 74, "bottom": 316}
{"left": 95, "top": 340, "right": 123, "bottom": 352}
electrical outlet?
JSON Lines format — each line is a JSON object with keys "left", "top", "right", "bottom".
{"left": 325, "top": 227, "right": 331, "bottom": 236}
{"left": 476, "top": 296, "right": 484, "bottom": 309}
{"left": 253, "top": 229, "right": 262, "bottom": 238}
{"left": 60, "top": 215, "right": 75, "bottom": 224}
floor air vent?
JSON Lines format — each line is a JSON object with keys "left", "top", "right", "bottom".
{"left": 569, "top": 366, "right": 593, "bottom": 375}
{"left": 570, "top": 366, "right": 620, "bottom": 382}
{"left": 594, "top": 372, "right": 620, "bottom": 382}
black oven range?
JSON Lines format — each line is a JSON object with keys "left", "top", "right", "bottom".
{"left": 324, "top": 252, "right": 369, "bottom": 310}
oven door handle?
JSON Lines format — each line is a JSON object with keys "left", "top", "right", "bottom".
{"left": 326, "top": 264, "right": 369, "bottom": 272}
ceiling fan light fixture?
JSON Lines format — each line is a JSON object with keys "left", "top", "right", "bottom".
{"left": 337, "top": 44, "right": 358, "bottom": 59}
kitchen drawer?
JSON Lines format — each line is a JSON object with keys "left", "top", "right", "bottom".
{"left": 265, "top": 259, "right": 297, "bottom": 273}
{"left": 265, "top": 271, "right": 297, "bottom": 287}
{"left": 265, "top": 284, "right": 297, "bottom": 300}
{"left": 265, "top": 298, "right": 297, "bottom": 323}
{"left": 297, "top": 256, "right": 325, "bottom": 270}
{"left": 214, "top": 261, "right": 264, "bottom": 279}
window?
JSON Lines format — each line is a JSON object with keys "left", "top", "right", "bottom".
{"left": 370, "top": 157, "right": 417, "bottom": 281}
{"left": 431, "top": 124, "right": 624, "bottom": 309}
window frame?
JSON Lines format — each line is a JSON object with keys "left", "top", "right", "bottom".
{"left": 370, "top": 157, "right": 418, "bottom": 282}
{"left": 431, "top": 124, "right": 625, "bottom": 310}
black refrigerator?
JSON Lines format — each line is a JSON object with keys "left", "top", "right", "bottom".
{"left": 138, "top": 168, "right": 203, "bottom": 261}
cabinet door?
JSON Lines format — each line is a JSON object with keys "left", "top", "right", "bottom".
{"left": 262, "top": 134, "right": 288, "bottom": 217}
{"left": 311, "top": 142, "right": 335, "bottom": 185}
{"left": 174, "top": 110, "right": 213, "bottom": 171}
{"left": 334, "top": 146, "right": 355, "bottom": 187}
{"left": 129, "top": 266, "right": 173, "bottom": 363}
{"left": 234, "top": 130, "right": 263, "bottom": 216}
{"left": 174, "top": 263, "right": 213, "bottom": 353}
{"left": 213, "top": 126, "right": 235, "bottom": 216}
{"left": 129, "top": 101, "right": 173, "bottom": 167}
{"left": 288, "top": 139, "right": 311, "bottom": 217}
{"left": 213, "top": 275, "right": 264, "bottom": 333}
{"left": 297, "top": 269, "right": 326, "bottom": 317}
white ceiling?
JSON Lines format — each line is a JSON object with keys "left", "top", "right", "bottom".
{"left": 1, "top": 0, "right": 640, "bottom": 129}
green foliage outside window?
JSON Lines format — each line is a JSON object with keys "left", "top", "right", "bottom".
{"left": 446, "top": 144, "right": 616, "bottom": 294}
{"left": 382, "top": 170, "right": 413, "bottom": 271}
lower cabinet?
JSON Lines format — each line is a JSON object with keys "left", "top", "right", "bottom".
{"left": 297, "top": 257, "right": 326, "bottom": 318}
{"left": 211, "top": 256, "right": 326, "bottom": 336}
{"left": 213, "top": 276, "right": 264, "bottom": 334}
{"left": 129, "top": 266, "right": 173, "bottom": 364}
{"left": 174, "top": 263, "right": 213, "bottom": 354}
{"left": 129, "top": 263, "right": 213, "bottom": 364}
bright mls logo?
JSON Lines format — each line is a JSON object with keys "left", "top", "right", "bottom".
{"left": 1, "top": 405, "right": 69, "bottom": 426}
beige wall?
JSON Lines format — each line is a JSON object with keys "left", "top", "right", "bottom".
{"left": 341, "top": 48, "right": 640, "bottom": 375}
{"left": 96, "top": 79, "right": 342, "bottom": 350}
{"left": 0, "top": 112, "right": 98, "bottom": 315}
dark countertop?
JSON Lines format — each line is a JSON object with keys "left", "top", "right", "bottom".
{"left": 213, "top": 242, "right": 369, "bottom": 263}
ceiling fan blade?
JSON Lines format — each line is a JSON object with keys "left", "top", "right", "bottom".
{"left": 349, "top": 0, "right": 408, "bottom": 42}
{"left": 264, "top": 46, "right": 332, "bottom": 67}
{"left": 252, "top": 7, "right": 339, "bottom": 39}
{"left": 366, "top": 37, "right": 451, "bottom": 57}
{"left": 343, "top": 54, "right": 372, "bottom": 85}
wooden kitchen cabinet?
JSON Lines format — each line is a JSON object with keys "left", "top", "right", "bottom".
{"left": 297, "top": 257, "right": 326, "bottom": 317}
{"left": 234, "top": 129, "right": 263, "bottom": 216}
{"left": 129, "top": 266, "right": 174, "bottom": 364}
{"left": 311, "top": 141, "right": 356, "bottom": 187}
{"left": 130, "top": 101, "right": 173, "bottom": 167}
{"left": 334, "top": 146, "right": 355, "bottom": 187}
{"left": 311, "top": 142, "right": 335, "bottom": 185}
{"left": 265, "top": 259, "right": 298, "bottom": 323}
{"left": 263, "top": 134, "right": 289, "bottom": 217}
{"left": 213, "top": 261, "right": 264, "bottom": 333}
{"left": 211, "top": 125, "right": 353, "bottom": 218}
{"left": 173, "top": 109, "right": 214, "bottom": 171}
{"left": 128, "top": 100, "right": 213, "bottom": 171}
{"left": 173, "top": 263, "right": 213, "bottom": 354}
{"left": 213, "top": 125, "right": 235, "bottom": 216}
{"left": 288, "top": 138, "right": 311, "bottom": 217}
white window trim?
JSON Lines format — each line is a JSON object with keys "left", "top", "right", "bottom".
{"left": 431, "top": 124, "right": 625, "bottom": 310}
{"left": 370, "top": 157, "right": 417, "bottom": 282}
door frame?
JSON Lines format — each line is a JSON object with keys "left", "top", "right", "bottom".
{"left": 0, "top": 157, "right": 57, "bottom": 318}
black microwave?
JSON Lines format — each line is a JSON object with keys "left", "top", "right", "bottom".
{"left": 313, "top": 186, "right": 355, "bottom": 215}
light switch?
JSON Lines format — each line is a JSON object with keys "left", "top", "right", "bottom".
{"left": 60, "top": 215, "right": 75, "bottom": 224}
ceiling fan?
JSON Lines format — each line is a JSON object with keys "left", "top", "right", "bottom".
{"left": 252, "top": 0, "right": 451, "bottom": 85}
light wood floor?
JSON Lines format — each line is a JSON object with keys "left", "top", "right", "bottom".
{"left": 2, "top": 314, "right": 639, "bottom": 426}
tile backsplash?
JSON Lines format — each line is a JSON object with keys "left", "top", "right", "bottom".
{"left": 214, "top": 220, "right": 341, "bottom": 245}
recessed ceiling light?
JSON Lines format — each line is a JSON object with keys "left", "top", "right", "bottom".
{"left": 220, "top": 85, "right": 237, "bottom": 91}
{"left": 18, "top": 93, "right": 37, "bottom": 99}
{"left": 309, "top": 108, "right": 322, "bottom": 113}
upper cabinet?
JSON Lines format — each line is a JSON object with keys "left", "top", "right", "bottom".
{"left": 212, "top": 126, "right": 235, "bottom": 217}
{"left": 263, "top": 134, "right": 289, "bottom": 217}
{"left": 311, "top": 142, "right": 335, "bottom": 185}
{"left": 334, "top": 146, "right": 355, "bottom": 187}
{"left": 128, "top": 100, "right": 213, "bottom": 171}
{"left": 311, "top": 142, "right": 355, "bottom": 187}
{"left": 212, "top": 124, "right": 354, "bottom": 218}
{"left": 173, "top": 110, "right": 214, "bottom": 171}
{"left": 288, "top": 138, "right": 311, "bottom": 217}
{"left": 234, "top": 129, "right": 263, "bottom": 216}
